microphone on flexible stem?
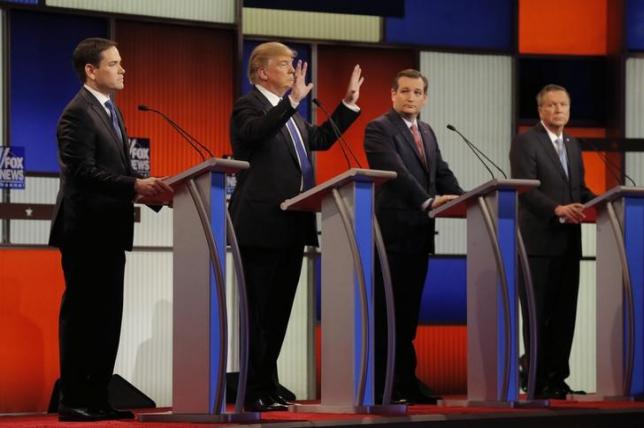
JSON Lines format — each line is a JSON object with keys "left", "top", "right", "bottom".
{"left": 312, "top": 98, "right": 363, "bottom": 169}
{"left": 138, "top": 104, "right": 214, "bottom": 161}
{"left": 446, "top": 124, "right": 498, "bottom": 180}
{"left": 581, "top": 138, "right": 637, "bottom": 186}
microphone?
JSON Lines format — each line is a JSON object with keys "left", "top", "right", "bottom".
{"left": 312, "top": 98, "right": 363, "bottom": 169}
{"left": 138, "top": 104, "right": 214, "bottom": 160}
{"left": 581, "top": 138, "right": 637, "bottom": 186}
{"left": 446, "top": 124, "right": 504, "bottom": 180}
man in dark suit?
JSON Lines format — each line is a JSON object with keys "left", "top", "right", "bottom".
{"left": 229, "top": 41, "right": 363, "bottom": 412}
{"left": 364, "top": 69, "right": 462, "bottom": 404}
{"left": 49, "top": 38, "right": 171, "bottom": 421}
{"left": 510, "top": 84, "right": 595, "bottom": 399}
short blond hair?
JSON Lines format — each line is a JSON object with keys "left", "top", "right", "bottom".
{"left": 248, "top": 42, "right": 296, "bottom": 85}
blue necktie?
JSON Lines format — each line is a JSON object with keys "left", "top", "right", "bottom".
{"left": 104, "top": 99, "right": 124, "bottom": 142}
{"left": 555, "top": 138, "right": 568, "bottom": 177}
{"left": 285, "top": 117, "right": 314, "bottom": 191}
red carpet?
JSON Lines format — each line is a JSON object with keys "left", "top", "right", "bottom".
{"left": 1, "top": 398, "right": 644, "bottom": 427}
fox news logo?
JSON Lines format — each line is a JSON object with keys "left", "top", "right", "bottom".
{"left": 129, "top": 138, "right": 150, "bottom": 178}
{"left": 0, "top": 146, "right": 25, "bottom": 189}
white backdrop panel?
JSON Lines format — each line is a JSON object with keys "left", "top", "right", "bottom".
{"left": 420, "top": 51, "right": 512, "bottom": 254}
{"left": 46, "top": 0, "right": 235, "bottom": 24}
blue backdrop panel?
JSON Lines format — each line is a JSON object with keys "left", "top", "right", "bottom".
{"left": 627, "top": 0, "right": 644, "bottom": 51}
{"left": 2, "top": 0, "right": 38, "bottom": 4}
{"left": 241, "top": 40, "right": 311, "bottom": 121}
{"left": 315, "top": 255, "right": 466, "bottom": 324}
{"left": 419, "top": 256, "right": 467, "bottom": 325}
{"left": 385, "top": 0, "right": 513, "bottom": 51}
{"left": 10, "top": 10, "right": 108, "bottom": 173}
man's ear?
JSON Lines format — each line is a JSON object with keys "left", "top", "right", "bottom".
{"left": 257, "top": 67, "right": 268, "bottom": 82}
{"left": 85, "top": 63, "right": 96, "bottom": 81}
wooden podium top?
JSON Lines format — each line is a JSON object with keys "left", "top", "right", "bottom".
{"left": 281, "top": 168, "right": 396, "bottom": 212}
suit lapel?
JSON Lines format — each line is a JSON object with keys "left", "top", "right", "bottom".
{"left": 535, "top": 124, "right": 568, "bottom": 181}
{"left": 251, "top": 88, "right": 300, "bottom": 169}
{"left": 387, "top": 110, "right": 428, "bottom": 171}
{"left": 81, "top": 89, "right": 130, "bottom": 167}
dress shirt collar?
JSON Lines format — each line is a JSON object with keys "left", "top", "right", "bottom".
{"left": 84, "top": 84, "right": 112, "bottom": 114}
{"left": 540, "top": 120, "right": 563, "bottom": 144}
{"left": 400, "top": 115, "right": 418, "bottom": 130}
{"left": 256, "top": 84, "right": 282, "bottom": 107}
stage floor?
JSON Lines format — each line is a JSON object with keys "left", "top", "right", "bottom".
{"left": 2, "top": 397, "right": 644, "bottom": 427}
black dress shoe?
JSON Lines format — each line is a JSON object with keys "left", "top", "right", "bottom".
{"left": 58, "top": 404, "right": 109, "bottom": 422}
{"left": 245, "top": 395, "right": 288, "bottom": 412}
{"left": 408, "top": 391, "right": 440, "bottom": 405}
{"left": 535, "top": 384, "right": 567, "bottom": 400}
{"left": 270, "top": 392, "right": 294, "bottom": 406}
{"left": 560, "top": 381, "right": 586, "bottom": 395}
{"left": 102, "top": 406, "right": 135, "bottom": 419}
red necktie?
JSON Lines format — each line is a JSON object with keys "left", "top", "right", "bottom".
{"left": 410, "top": 123, "right": 427, "bottom": 168}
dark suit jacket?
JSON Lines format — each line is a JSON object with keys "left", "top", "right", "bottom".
{"left": 229, "top": 87, "right": 360, "bottom": 249}
{"left": 49, "top": 87, "right": 137, "bottom": 250}
{"left": 510, "top": 123, "right": 595, "bottom": 257}
{"left": 364, "top": 109, "right": 463, "bottom": 254}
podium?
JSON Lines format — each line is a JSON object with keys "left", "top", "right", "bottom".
{"left": 138, "top": 158, "right": 259, "bottom": 423}
{"left": 281, "top": 168, "right": 405, "bottom": 414}
{"left": 583, "top": 186, "right": 644, "bottom": 400}
{"left": 430, "top": 179, "right": 541, "bottom": 406}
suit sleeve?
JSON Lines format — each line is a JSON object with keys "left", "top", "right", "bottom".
{"left": 232, "top": 96, "right": 296, "bottom": 145}
{"left": 510, "top": 133, "right": 558, "bottom": 219}
{"left": 58, "top": 104, "right": 136, "bottom": 200}
{"left": 307, "top": 102, "right": 360, "bottom": 151}
{"left": 364, "top": 120, "right": 430, "bottom": 209}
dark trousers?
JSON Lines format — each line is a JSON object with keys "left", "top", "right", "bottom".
{"left": 59, "top": 245, "right": 126, "bottom": 407}
{"left": 240, "top": 245, "right": 304, "bottom": 400}
{"left": 375, "top": 250, "right": 429, "bottom": 396}
{"left": 518, "top": 249, "right": 581, "bottom": 388}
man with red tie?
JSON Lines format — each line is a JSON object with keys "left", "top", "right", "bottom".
{"left": 364, "top": 69, "right": 462, "bottom": 404}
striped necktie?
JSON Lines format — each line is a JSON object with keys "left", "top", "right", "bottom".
{"left": 285, "top": 117, "right": 314, "bottom": 191}
{"left": 104, "top": 99, "right": 124, "bottom": 142}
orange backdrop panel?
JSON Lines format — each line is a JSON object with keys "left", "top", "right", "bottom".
{"left": 517, "top": 126, "right": 613, "bottom": 194}
{"left": 519, "top": 0, "right": 607, "bottom": 55}
{"left": 315, "top": 46, "right": 416, "bottom": 183}
{"left": 115, "top": 21, "right": 235, "bottom": 177}
{"left": 315, "top": 325, "right": 466, "bottom": 397}
{"left": 0, "top": 248, "right": 64, "bottom": 413}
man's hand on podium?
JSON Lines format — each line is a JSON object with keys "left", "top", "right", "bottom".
{"left": 134, "top": 177, "right": 173, "bottom": 205}
{"left": 431, "top": 194, "right": 459, "bottom": 209}
{"left": 554, "top": 202, "right": 585, "bottom": 224}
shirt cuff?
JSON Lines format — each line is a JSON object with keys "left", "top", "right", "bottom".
{"left": 342, "top": 100, "right": 360, "bottom": 112}
{"left": 421, "top": 197, "right": 434, "bottom": 211}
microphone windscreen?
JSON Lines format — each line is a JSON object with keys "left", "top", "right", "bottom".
{"left": 312, "top": 98, "right": 321, "bottom": 106}
{"left": 446, "top": 124, "right": 456, "bottom": 131}
{"left": 137, "top": 104, "right": 149, "bottom": 111}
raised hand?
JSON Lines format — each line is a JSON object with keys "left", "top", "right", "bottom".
{"left": 344, "top": 64, "right": 365, "bottom": 105}
{"left": 289, "top": 60, "right": 314, "bottom": 103}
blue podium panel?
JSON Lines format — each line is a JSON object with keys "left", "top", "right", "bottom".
{"left": 9, "top": 10, "right": 108, "bottom": 173}
{"left": 496, "top": 190, "right": 519, "bottom": 401}
{"left": 624, "top": 197, "right": 644, "bottom": 396}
